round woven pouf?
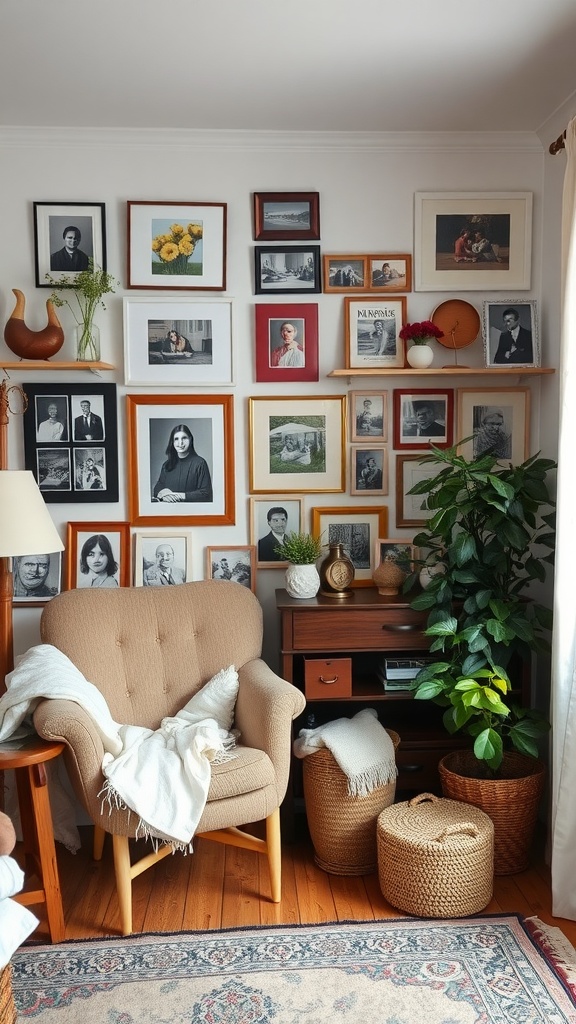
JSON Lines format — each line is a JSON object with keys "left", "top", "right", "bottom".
{"left": 303, "top": 730, "right": 400, "bottom": 875}
{"left": 377, "top": 792, "right": 494, "bottom": 917}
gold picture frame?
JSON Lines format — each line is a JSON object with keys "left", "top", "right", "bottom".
{"left": 310, "top": 505, "right": 388, "bottom": 586}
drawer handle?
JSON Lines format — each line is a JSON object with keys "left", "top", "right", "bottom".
{"left": 398, "top": 763, "right": 424, "bottom": 773}
{"left": 381, "top": 623, "right": 418, "bottom": 632}
{"left": 319, "top": 675, "right": 339, "bottom": 685}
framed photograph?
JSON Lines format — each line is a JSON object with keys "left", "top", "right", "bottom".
{"left": 349, "top": 390, "right": 388, "bottom": 442}
{"left": 393, "top": 389, "right": 454, "bottom": 450}
{"left": 206, "top": 546, "right": 256, "bottom": 591}
{"left": 22, "top": 383, "right": 118, "bottom": 504}
{"left": 133, "top": 529, "right": 193, "bottom": 587}
{"left": 350, "top": 446, "right": 388, "bottom": 496}
{"left": 127, "top": 200, "right": 226, "bottom": 290}
{"left": 126, "top": 393, "right": 235, "bottom": 527}
{"left": 33, "top": 201, "right": 106, "bottom": 288}
{"left": 345, "top": 296, "right": 407, "bottom": 369}
{"left": 254, "top": 303, "right": 318, "bottom": 382}
{"left": 374, "top": 539, "right": 416, "bottom": 577}
{"left": 414, "top": 191, "right": 533, "bottom": 291}
{"left": 323, "top": 254, "right": 411, "bottom": 294}
{"left": 254, "top": 245, "right": 321, "bottom": 295}
{"left": 396, "top": 454, "right": 435, "bottom": 528}
{"left": 13, "top": 550, "right": 63, "bottom": 606}
{"left": 310, "top": 505, "right": 388, "bottom": 586}
{"left": 457, "top": 387, "right": 530, "bottom": 464}
{"left": 253, "top": 191, "right": 320, "bottom": 241}
{"left": 64, "top": 522, "right": 130, "bottom": 590}
{"left": 482, "top": 299, "right": 540, "bottom": 368}
{"left": 249, "top": 496, "right": 305, "bottom": 568}
{"left": 123, "top": 297, "right": 233, "bottom": 386}
{"left": 248, "top": 395, "right": 346, "bottom": 494}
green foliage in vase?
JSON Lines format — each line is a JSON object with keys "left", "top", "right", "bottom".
{"left": 276, "top": 532, "right": 323, "bottom": 564}
{"left": 46, "top": 259, "right": 118, "bottom": 360}
{"left": 404, "top": 443, "right": 556, "bottom": 773}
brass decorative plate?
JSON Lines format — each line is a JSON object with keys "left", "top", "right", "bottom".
{"left": 431, "top": 299, "right": 481, "bottom": 350}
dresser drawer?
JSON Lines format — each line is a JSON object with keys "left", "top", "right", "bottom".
{"left": 304, "top": 658, "right": 352, "bottom": 699}
{"left": 292, "top": 608, "right": 428, "bottom": 651}
{"left": 395, "top": 746, "right": 444, "bottom": 792}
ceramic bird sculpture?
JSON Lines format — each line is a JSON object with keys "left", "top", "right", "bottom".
{"left": 4, "top": 288, "right": 65, "bottom": 360}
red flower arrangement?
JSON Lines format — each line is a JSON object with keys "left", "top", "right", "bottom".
{"left": 399, "top": 320, "right": 445, "bottom": 345}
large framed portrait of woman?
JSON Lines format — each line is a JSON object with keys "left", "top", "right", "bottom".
{"left": 126, "top": 394, "right": 235, "bottom": 526}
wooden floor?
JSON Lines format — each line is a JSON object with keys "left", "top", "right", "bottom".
{"left": 20, "top": 824, "right": 576, "bottom": 948}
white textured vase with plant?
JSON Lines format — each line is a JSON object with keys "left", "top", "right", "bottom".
{"left": 400, "top": 320, "right": 444, "bottom": 368}
{"left": 46, "top": 260, "right": 118, "bottom": 361}
{"left": 277, "top": 532, "right": 323, "bottom": 599}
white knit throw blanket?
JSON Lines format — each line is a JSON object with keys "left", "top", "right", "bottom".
{"left": 293, "top": 708, "right": 397, "bottom": 796}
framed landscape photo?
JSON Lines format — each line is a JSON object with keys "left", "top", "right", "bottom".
{"left": 33, "top": 201, "right": 106, "bottom": 288}
{"left": 254, "top": 245, "right": 321, "bottom": 295}
{"left": 482, "top": 299, "right": 539, "bottom": 368}
{"left": 123, "top": 296, "right": 233, "bottom": 386}
{"left": 254, "top": 303, "right": 318, "bottom": 382}
{"left": 133, "top": 529, "right": 193, "bottom": 587}
{"left": 249, "top": 496, "right": 305, "bottom": 568}
{"left": 127, "top": 200, "right": 226, "bottom": 290}
{"left": 393, "top": 389, "right": 454, "bottom": 450}
{"left": 253, "top": 191, "right": 320, "bottom": 241}
{"left": 395, "top": 454, "right": 434, "bottom": 528}
{"left": 456, "top": 387, "right": 530, "bottom": 464}
{"left": 414, "top": 191, "right": 533, "bottom": 291}
{"left": 349, "top": 390, "right": 388, "bottom": 442}
{"left": 126, "top": 393, "right": 235, "bottom": 526}
{"left": 22, "top": 383, "right": 118, "bottom": 504}
{"left": 13, "top": 550, "right": 63, "bottom": 607}
{"left": 345, "top": 296, "right": 407, "bottom": 369}
{"left": 64, "top": 522, "right": 130, "bottom": 591}
{"left": 248, "top": 395, "right": 346, "bottom": 494}
{"left": 206, "top": 545, "right": 256, "bottom": 592}
{"left": 350, "top": 445, "right": 388, "bottom": 496}
{"left": 310, "top": 505, "right": 388, "bottom": 586}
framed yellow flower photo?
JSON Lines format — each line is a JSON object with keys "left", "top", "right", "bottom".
{"left": 127, "top": 201, "right": 227, "bottom": 290}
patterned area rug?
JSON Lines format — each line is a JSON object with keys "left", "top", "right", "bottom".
{"left": 12, "top": 914, "right": 576, "bottom": 1023}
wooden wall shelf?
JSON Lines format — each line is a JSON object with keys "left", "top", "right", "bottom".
{"left": 328, "top": 367, "right": 555, "bottom": 378}
{"left": 1, "top": 361, "right": 114, "bottom": 371}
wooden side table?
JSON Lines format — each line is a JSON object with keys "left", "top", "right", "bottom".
{"left": 0, "top": 737, "right": 66, "bottom": 943}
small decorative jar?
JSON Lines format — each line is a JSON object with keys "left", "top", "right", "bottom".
{"left": 373, "top": 558, "right": 408, "bottom": 596}
{"left": 285, "top": 563, "right": 320, "bottom": 600}
{"left": 406, "top": 342, "right": 434, "bottom": 369}
{"left": 318, "top": 543, "right": 355, "bottom": 598}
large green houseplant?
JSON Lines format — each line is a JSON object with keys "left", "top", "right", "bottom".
{"left": 404, "top": 443, "right": 556, "bottom": 872}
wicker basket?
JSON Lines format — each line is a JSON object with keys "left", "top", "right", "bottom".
{"left": 0, "top": 964, "right": 16, "bottom": 1024}
{"left": 303, "top": 729, "right": 400, "bottom": 875}
{"left": 438, "top": 750, "right": 546, "bottom": 875}
{"left": 377, "top": 792, "right": 494, "bottom": 918}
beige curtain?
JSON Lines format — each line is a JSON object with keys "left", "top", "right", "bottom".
{"left": 551, "top": 115, "right": 576, "bottom": 919}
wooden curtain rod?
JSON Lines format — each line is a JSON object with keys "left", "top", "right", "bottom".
{"left": 549, "top": 130, "right": 566, "bottom": 155}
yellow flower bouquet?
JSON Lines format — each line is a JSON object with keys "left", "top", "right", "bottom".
{"left": 151, "top": 222, "right": 204, "bottom": 276}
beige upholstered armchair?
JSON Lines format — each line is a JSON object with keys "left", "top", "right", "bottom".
{"left": 34, "top": 580, "right": 305, "bottom": 935}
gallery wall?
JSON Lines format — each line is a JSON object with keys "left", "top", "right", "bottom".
{"left": 0, "top": 126, "right": 556, "bottom": 670}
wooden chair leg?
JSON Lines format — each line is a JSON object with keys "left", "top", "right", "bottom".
{"left": 112, "top": 834, "right": 133, "bottom": 936}
{"left": 93, "top": 824, "right": 105, "bottom": 861}
{"left": 266, "top": 807, "right": 281, "bottom": 903}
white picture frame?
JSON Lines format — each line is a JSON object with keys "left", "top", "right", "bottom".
{"left": 133, "top": 529, "right": 193, "bottom": 587}
{"left": 248, "top": 396, "right": 346, "bottom": 494}
{"left": 127, "top": 200, "right": 226, "bottom": 290}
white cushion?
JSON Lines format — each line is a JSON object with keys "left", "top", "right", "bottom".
{"left": 180, "top": 665, "right": 239, "bottom": 731}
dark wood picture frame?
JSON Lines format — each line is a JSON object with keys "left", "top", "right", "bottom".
{"left": 253, "top": 191, "right": 320, "bottom": 241}
{"left": 393, "top": 388, "right": 454, "bottom": 450}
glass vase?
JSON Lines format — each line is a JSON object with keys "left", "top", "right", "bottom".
{"left": 74, "top": 322, "right": 100, "bottom": 362}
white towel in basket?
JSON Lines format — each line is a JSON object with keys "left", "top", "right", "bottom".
{"left": 293, "top": 707, "right": 397, "bottom": 797}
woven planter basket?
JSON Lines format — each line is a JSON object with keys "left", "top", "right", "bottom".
{"left": 0, "top": 964, "right": 16, "bottom": 1024}
{"left": 438, "top": 750, "right": 546, "bottom": 875}
{"left": 303, "top": 729, "right": 400, "bottom": 876}
{"left": 377, "top": 792, "right": 494, "bottom": 918}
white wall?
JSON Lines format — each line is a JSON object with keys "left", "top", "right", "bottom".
{"left": 1, "top": 127, "right": 552, "bottom": 671}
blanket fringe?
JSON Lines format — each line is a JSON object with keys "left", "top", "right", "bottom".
{"left": 97, "top": 780, "right": 192, "bottom": 853}
{"left": 347, "top": 764, "right": 398, "bottom": 798}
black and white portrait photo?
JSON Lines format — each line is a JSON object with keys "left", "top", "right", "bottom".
{"left": 72, "top": 395, "right": 105, "bottom": 442}
{"left": 250, "top": 497, "right": 304, "bottom": 566}
{"left": 351, "top": 392, "right": 386, "bottom": 441}
{"left": 351, "top": 447, "right": 387, "bottom": 496}
{"left": 49, "top": 219, "right": 93, "bottom": 272}
{"left": 393, "top": 389, "right": 453, "bottom": 450}
{"left": 35, "top": 395, "right": 69, "bottom": 443}
{"left": 150, "top": 419, "right": 213, "bottom": 504}
{"left": 483, "top": 300, "right": 539, "bottom": 368}
{"left": 34, "top": 202, "right": 106, "bottom": 288}
{"left": 142, "top": 538, "right": 187, "bottom": 586}
{"left": 12, "top": 551, "right": 62, "bottom": 605}
{"left": 472, "top": 405, "right": 513, "bottom": 460}
{"left": 74, "top": 448, "right": 106, "bottom": 491}
{"left": 457, "top": 387, "right": 530, "bottom": 465}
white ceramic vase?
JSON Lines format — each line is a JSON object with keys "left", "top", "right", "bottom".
{"left": 285, "top": 563, "right": 320, "bottom": 599}
{"left": 406, "top": 343, "right": 434, "bottom": 369}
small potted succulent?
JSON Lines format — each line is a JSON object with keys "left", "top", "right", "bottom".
{"left": 399, "top": 320, "right": 444, "bottom": 368}
{"left": 277, "top": 532, "right": 323, "bottom": 599}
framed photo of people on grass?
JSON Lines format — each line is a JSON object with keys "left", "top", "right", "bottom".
{"left": 254, "top": 303, "right": 319, "bottom": 382}
{"left": 414, "top": 192, "right": 533, "bottom": 291}
{"left": 345, "top": 297, "right": 407, "bottom": 369}
{"left": 64, "top": 522, "right": 130, "bottom": 591}
{"left": 133, "top": 529, "right": 193, "bottom": 587}
{"left": 126, "top": 393, "right": 235, "bottom": 526}
{"left": 248, "top": 396, "right": 346, "bottom": 494}
{"left": 123, "top": 297, "right": 233, "bottom": 386}
{"left": 127, "top": 200, "right": 227, "bottom": 290}
{"left": 456, "top": 387, "right": 530, "bottom": 465}
{"left": 206, "top": 545, "right": 256, "bottom": 591}
{"left": 310, "top": 505, "right": 388, "bottom": 586}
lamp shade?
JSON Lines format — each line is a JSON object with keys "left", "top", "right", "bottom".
{"left": 0, "top": 470, "right": 64, "bottom": 557}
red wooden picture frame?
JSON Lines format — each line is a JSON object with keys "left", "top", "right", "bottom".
{"left": 393, "top": 388, "right": 454, "bottom": 450}
{"left": 254, "top": 303, "right": 319, "bottom": 383}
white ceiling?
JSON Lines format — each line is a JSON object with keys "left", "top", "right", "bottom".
{"left": 1, "top": 0, "right": 575, "bottom": 134}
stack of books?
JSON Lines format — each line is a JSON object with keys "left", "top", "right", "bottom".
{"left": 377, "top": 657, "right": 432, "bottom": 692}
